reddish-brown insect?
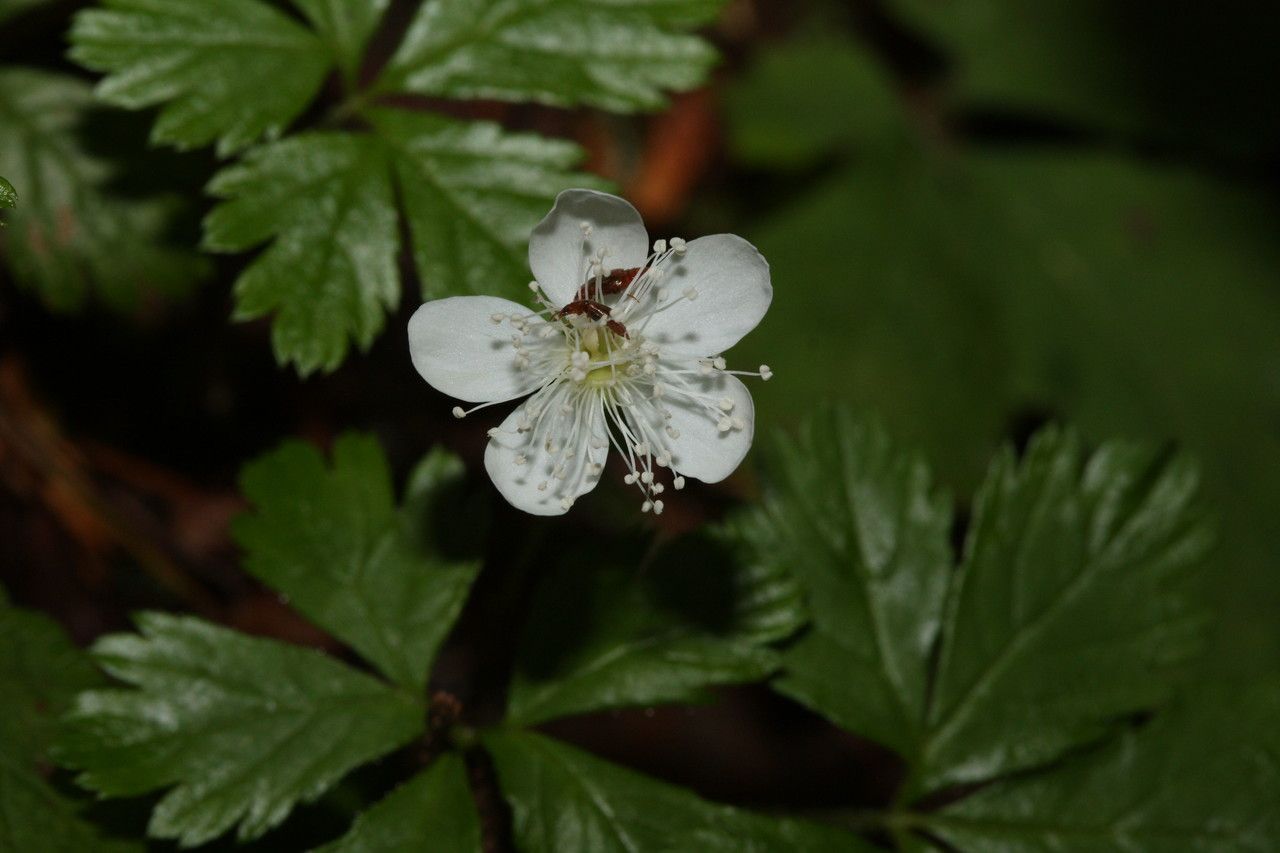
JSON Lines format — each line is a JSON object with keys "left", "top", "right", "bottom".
{"left": 556, "top": 299, "right": 629, "bottom": 338}
{"left": 556, "top": 266, "right": 642, "bottom": 338}
{"left": 573, "top": 266, "right": 642, "bottom": 302}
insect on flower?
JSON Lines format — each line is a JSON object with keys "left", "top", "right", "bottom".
{"left": 408, "top": 189, "right": 773, "bottom": 516}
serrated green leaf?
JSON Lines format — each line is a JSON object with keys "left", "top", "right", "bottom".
{"left": 315, "top": 754, "right": 482, "bottom": 853}
{"left": 919, "top": 679, "right": 1280, "bottom": 851}
{"left": 0, "top": 176, "right": 14, "bottom": 209}
{"left": 0, "top": 69, "right": 207, "bottom": 310}
{"left": 485, "top": 730, "right": 872, "bottom": 852}
{"left": 370, "top": 107, "right": 605, "bottom": 303}
{"left": 726, "top": 36, "right": 902, "bottom": 169}
{"left": 235, "top": 435, "right": 480, "bottom": 691}
{"left": 0, "top": 601, "right": 138, "bottom": 853}
{"left": 203, "top": 132, "right": 399, "bottom": 375}
{"left": 506, "top": 533, "right": 804, "bottom": 727}
{"left": 730, "top": 410, "right": 952, "bottom": 759}
{"left": 918, "top": 428, "right": 1211, "bottom": 790}
{"left": 732, "top": 411, "right": 1211, "bottom": 793}
{"left": 290, "top": 0, "right": 389, "bottom": 81}
{"left": 377, "top": 0, "right": 724, "bottom": 111}
{"left": 69, "top": 0, "right": 331, "bottom": 156}
{"left": 56, "top": 613, "right": 424, "bottom": 847}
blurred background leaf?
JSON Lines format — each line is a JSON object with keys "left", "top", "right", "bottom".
{"left": 0, "top": 68, "right": 207, "bottom": 310}
{"left": 0, "top": 594, "right": 139, "bottom": 852}
{"left": 886, "top": 0, "right": 1280, "bottom": 157}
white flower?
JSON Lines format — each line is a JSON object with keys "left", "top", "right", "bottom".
{"left": 408, "top": 189, "right": 773, "bottom": 516}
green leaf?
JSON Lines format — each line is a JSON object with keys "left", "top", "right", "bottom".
{"left": 377, "top": 0, "right": 724, "bottom": 111}
{"left": 315, "top": 754, "right": 482, "bottom": 853}
{"left": 370, "top": 107, "right": 605, "bottom": 304}
{"left": 0, "top": 69, "right": 207, "bottom": 310}
{"left": 291, "top": 0, "right": 389, "bottom": 81}
{"left": 69, "top": 0, "right": 332, "bottom": 155}
{"left": 0, "top": 758, "right": 139, "bottom": 853}
{"left": 234, "top": 435, "right": 480, "bottom": 691}
{"left": 0, "top": 0, "right": 50, "bottom": 25}
{"left": 731, "top": 411, "right": 1211, "bottom": 792}
{"left": 0, "top": 606, "right": 103, "bottom": 766}
{"left": 203, "top": 132, "right": 399, "bottom": 375}
{"left": 730, "top": 410, "right": 952, "bottom": 759}
{"left": 920, "top": 428, "right": 1210, "bottom": 790}
{"left": 726, "top": 36, "right": 903, "bottom": 169}
{"left": 56, "top": 613, "right": 424, "bottom": 847}
{"left": 920, "top": 679, "right": 1280, "bottom": 851}
{"left": 485, "top": 730, "right": 872, "bottom": 852}
{"left": 506, "top": 533, "right": 804, "bottom": 727}
{"left": 0, "top": 175, "right": 14, "bottom": 209}
{"left": 886, "top": 0, "right": 1280, "bottom": 155}
{"left": 0, "top": 602, "right": 137, "bottom": 853}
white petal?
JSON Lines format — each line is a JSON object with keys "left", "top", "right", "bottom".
{"left": 484, "top": 387, "right": 608, "bottom": 516}
{"left": 529, "top": 189, "right": 650, "bottom": 308}
{"left": 662, "top": 372, "right": 755, "bottom": 484}
{"left": 644, "top": 234, "right": 772, "bottom": 357}
{"left": 408, "top": 296, "right": 553, "bottom": 404}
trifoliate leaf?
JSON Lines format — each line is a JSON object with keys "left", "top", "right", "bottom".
{"left": 730, "top": 410, "right": 953, "bottom": 760}
{"left": 203, "top": 132, "right": 398, "bottom": 375}
{"left": 290, "top": 0, "right": 389, "bottom": 82}
{"left": 370, "top": 108, "right": 605, "bottom": 304}
{"left": 731, "top": 410, "right": 1211, "bottom": 794}
{"left": 376, "top": 0, "right": 725, "bottom": 112}
{"left": 726, "top": 37, "right": 903, "bottom": 169}
{"left": 0, "top": 69, "right": 207, "bottom": 310}
{"left": 0, "top": 602, "right": 137, "bottom": 853}
{"left": 55, "top": 613, "right": 424, "bottom": 847}
{"left": 0, "top": 176, "right": 14, "bottom": 209}
{"left": 506, "top": 533, "right": 804, "bottom": 727}
{"left": 235, "top": 436, "right": 480, "bottom": 691}
{"left": 485, "top": 730, "right": 872, "bottom": 852}
{"left": 315, "top": 755, "right": 482, "bottom": 853}
{"left": 69, "top": 0, "right": 331, "bottom": 156}
{"left": 920, "top": 680, "right": 1280, "bottom": 851}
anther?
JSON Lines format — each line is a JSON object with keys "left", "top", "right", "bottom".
{"left": 760, "top": 364, "right": 773, "bottom": 381}
{"left": 717, "top": 417, "right": 732, "bottom": 432}
{"left": 673, "top": 476, "right": 686, "bottom": 490}
{"left": 452, "top": 406, "right": 466, "bottom": 419}
{"left": 670, "top": 237, "right": 686, "bottom": 254}
{"left": 718, "top": 397, "right": 734, "bottom": 411}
